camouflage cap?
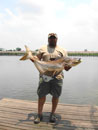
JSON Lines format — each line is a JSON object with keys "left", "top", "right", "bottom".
{"left": 48, "top": 33, "right": 58, "bottom": 39}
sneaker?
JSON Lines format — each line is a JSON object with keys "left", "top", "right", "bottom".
{"left": 34, "top": 114, "right": 43, "bottom": 124}
{"left": 49, "top": 113, "right": 56, "bottom": 123}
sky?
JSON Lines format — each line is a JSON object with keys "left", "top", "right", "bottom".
{"left": 0, "top": 0, "right": 98, "bottom": 51}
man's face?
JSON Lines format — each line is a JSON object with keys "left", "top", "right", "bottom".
{"left": 48, "top": 36, "right": 57, "bottom": 48}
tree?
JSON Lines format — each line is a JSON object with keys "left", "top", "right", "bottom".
{"left": 16, "top": 47, "right": 21, "bottom": 51}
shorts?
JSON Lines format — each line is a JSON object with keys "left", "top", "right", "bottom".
{"left": 37, "top": 76, "right": 63, "bottom": 98}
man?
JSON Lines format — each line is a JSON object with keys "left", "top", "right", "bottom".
{"left": 30, "top": 33, "right": 71, "bottom": 124}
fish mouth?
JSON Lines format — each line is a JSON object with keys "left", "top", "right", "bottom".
{"left": 79, "top": 58, "right": 82, "bottom": 62}
{"left": 72, "top": 58, "right": 82, "bottom": 66}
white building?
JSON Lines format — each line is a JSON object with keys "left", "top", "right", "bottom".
{"left": 0, "top": 48, "right": 6, "bottom": 51}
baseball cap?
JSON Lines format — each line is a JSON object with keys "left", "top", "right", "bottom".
{"left": 48, "top": 33, "right": 58, "bottom": 39}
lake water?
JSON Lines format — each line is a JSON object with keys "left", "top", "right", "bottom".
{"left": 0, "top": 56, "right": 98, "bottom": 105}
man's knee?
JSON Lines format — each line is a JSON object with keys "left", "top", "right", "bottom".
{"left": 38, "top": 96, "right": 46, "bottom": 103}
{"left": 52, "top": 96, "right": 59, "bottom": 101}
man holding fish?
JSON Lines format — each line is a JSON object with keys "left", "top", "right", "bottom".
{"left": 20, "top": 33, "right": 81, "bottom": 124}
{"left": 31, "top": 33, "right": 71, "bottom": 124}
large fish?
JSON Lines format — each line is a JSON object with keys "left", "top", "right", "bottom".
{"left": 20, "top": 45, "right": 82, "bottom": 77}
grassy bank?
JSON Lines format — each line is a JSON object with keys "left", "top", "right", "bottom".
{"left": 68, "top": 52, "right": 98, "bottom": 56}
{"left": 0, "top": 51, "right": 98, "bottom": 56}
{"left": 0, "top": 51, "right": 25, "bottom": 56}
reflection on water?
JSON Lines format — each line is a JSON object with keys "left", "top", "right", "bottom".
{"left": 0, "top": 56, "right": 98, "bottom": 105}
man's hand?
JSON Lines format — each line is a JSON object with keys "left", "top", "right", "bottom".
{"left": 30, "top": 58, "right": 34, "bottom": 62}
{"left": 64, "top": 65, "right": 72, "bottom": 71}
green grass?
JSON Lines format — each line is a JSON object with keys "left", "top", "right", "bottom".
{"left": 68, "top": 52, "right": 98, "bottom": 56}
{"left": 0, "top": 51, "right": 98, "bottom": 56}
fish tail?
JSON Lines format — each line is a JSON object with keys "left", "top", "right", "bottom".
{"left": 20, "top": 45, "right": 33, "bottom": 60}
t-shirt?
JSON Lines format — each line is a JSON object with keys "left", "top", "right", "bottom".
{"left": 36, "top": 45, "right": 68, "bottom": 80}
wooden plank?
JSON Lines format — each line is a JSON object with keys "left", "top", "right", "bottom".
{"left": 0, "top": 100, "right": 96, "bottom": 113}
{"left": 0, "top": 122, "right": 96, "bottom": 130}
{"left": 0, "top": 102, "right": 98, "bottom": 118}
{"left": 0, "top": 98, "right": 93, "bottom": 107}
{"left": 0, "top": 105, "right": 98, "bottom": 121}
{"left": 0, "top": 108, "right": 98, "bottom": 122}
{"left": 0, "top": 115, "right": 98, "bottom": 129}
{"left": 1, "top": 109, "right": 96, "bottom": 123}
{"left": 1, "top": 97, "right": 98, "bottom": 112}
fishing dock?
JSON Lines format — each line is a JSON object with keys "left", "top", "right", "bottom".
{"left": 0, "top": 98, "right": 98, "bottom": 130}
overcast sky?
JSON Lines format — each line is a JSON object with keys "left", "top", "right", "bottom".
{"left": 0, "top": 0, "right": 98, "bottom": 51}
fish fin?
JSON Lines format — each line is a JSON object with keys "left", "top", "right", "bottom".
{"left": 52, "top": 70, "right": 62, "bottom": 78}
{"left": 25, "top": 45, "right": 30, "bottom": 52}
{"left": 53, "top": 71, "right": 57, "bottom": 76}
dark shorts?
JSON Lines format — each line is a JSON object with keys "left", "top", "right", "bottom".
{"left": 37, "top": 77, "right": 63, "bottom": 98}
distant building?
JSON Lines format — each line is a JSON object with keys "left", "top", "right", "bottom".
{"left": 0, "top": 48, "right": 5, "bottom": 51}
{"left": 84, "top": 49, "right": 88, "bottom": 52}
{"left": 8, "top": 49, "right": 12, "bottom": 51}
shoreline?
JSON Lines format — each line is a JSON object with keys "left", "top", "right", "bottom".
{"left": 0, "top": 51, "right": 98, "bottom": 56}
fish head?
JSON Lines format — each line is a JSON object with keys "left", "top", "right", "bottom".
{"left": 63, "top": 57, "right": 82, "bottom": 67}
{"left": 72, "top": 58, "right": 82, "bottom": 66}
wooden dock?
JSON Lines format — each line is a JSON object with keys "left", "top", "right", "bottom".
{"left": 0, "top": 98, "right": 98, "bottom": 130}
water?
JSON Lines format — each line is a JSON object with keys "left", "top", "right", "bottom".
{"left": 0, "top": 56, "right": 98, "bottom": 105}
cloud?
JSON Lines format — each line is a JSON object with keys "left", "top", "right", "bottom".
{"left": 0, "top": 0, "right": 98, "bottom": 51}
{"left": 63, "top": 0, "right": 98, "bottom": 51}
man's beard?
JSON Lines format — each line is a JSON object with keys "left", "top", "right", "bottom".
{"left": 49, "top": 42, "right": 56, "bottom": 48}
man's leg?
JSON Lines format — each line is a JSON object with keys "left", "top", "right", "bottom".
{"left": 51, "top": 96, "right": 59, "bottom": 114}
{"left": 34, "top": 96, "right": 46, "bottom": 124}
{"left": 49, "top": 79, "right": 63, "bottom": 123}
{"left": 38, "top": 96, "right": 46, "bottom": 115}
{"left": 49, "top": 96, "right": 59, "bottom": 123}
